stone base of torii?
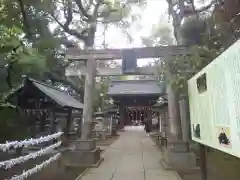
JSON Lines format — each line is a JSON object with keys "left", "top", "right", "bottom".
{"left": 161, "top": 94, "right": 197, "bottom": 172}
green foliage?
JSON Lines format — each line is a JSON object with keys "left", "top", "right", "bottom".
{"left": 165, "top": 45, "right": 219, "bottom": 94}
{"left": 142, "top": 14, "right": 224, "bottom": 95}
{"left": 0, "top": 107, "right": 31, "bottom": 142}
{"left": 0, "top": 0, "right": 79, "bottom": 141}
{"left": 0, "top": 25, "right": 22, "bottom": 53}
{"left": 0, "top": 24, "right": 47, "bottom": 96}
{"left": 141, "top": 23, "right": 175, "bottom": 46}
{"left": 93, "top": 77, "right": 111, "bottom": 112}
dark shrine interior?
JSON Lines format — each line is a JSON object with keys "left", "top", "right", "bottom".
{"left": 111, "top": 95, "right": 159, "bottom": 107}
{"left": 111, "top": 95, "right": 160, "bottom": 125}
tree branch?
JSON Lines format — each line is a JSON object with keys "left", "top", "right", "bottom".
{"left": 64, "top": 0, "right": 73, "bottom": 28}
{"left": 190, "top": 0, "right": 217, "bottom": 13}
{"left": 93, "top": 0, "right": 103, "bottom": 19}
{"left": 74, "top": 0, "right": 91, "bottom": 19}
{"left": 16, "top": 0, "right": 32, "bottom": 38}
{"left": 195, "top": 0, "right": 216, "bottom": 13}
{"left": 50, "top": 2, "right": 87, "bottom": 41}
{"left": 166, "top": 0, "right": 182, "bottom": 43}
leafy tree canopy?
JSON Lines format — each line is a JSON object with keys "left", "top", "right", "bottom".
{"left": 142, "top": 0, "right": 240, "bottom": 95}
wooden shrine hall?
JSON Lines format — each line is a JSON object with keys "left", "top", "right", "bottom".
{"left": 107, "top": 79, "right": 166, "bottom": 127}
{"left": 5, "top": 76, "right": 83, "bottom": 140}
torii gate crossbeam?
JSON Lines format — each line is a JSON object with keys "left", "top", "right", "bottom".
{"left": 66, "top": 45, "right": 194, "bottom": 60}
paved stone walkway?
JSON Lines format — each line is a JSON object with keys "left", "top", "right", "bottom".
{"left": 80, "top": 126, "right": 180, "bottom": 180}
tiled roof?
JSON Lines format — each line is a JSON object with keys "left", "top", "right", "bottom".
{"left": 32, "top": 80, "right": 83, "bottom": 109}
{"left": 6, "top": 77, "right": 84, "bottom": 109}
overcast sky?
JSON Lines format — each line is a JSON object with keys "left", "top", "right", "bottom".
{"left": 94, "top": 0, "right": 169, "bottom": 66}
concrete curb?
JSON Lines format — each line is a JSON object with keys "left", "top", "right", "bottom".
{"left": 65, "top": 156, "right": 104, "bottom": 169}
{"left": 75, "top": 168, "right": 90, "bottom": 180}
{"left": 173, "top": 171, "right": 184, "bottom": 180}
{"left": 73, "top": 157, "right": 104, "bottom": 180}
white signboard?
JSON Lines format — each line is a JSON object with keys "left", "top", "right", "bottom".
{"left": 188, "top": 40, "right": 240, "bottom": 158}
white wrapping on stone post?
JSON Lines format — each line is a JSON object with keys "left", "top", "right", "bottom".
{"left": 0, "top": 132, "right": 63, "bottom": 152}
{"left": 7, "top": 153, "right": 61, "bottom": 180}
{"left": 0, "top": 141, "right": 62, "bottom": 169}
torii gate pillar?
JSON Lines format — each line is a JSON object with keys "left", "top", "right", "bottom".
{"left": 167, "top": 84, "right": 182, "bottom": 140}
{"left": 162, "top": 85, "right": 197, "bottom": 171}
{"left": 71, "top": 48, "right": 103, "bottom": 168}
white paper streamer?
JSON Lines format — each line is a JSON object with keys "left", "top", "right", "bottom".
{"left": 0, "top": 132, "right": 63, "bottom": 152}
{"left": 0, "top": 141, "right": 62, "bottom": 169}
{"left": 7, "top": 153, "right": 61, "bottom": 180}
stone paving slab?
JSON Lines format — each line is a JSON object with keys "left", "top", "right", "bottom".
{"left": 80, "top": 126, "right": 180, "bottom": 180}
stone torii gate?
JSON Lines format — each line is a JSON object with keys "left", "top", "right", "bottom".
{"left": 65, "top": 45, "right": 194, "bottom": 168}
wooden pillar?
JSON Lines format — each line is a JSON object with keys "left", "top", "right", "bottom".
{"left": 81, "top": 47, "right": 96, "bottom": 140}
{"left": 64, "top": 109, "right": 72, "bottom": 139}
{"left": 124, "top": 108, "right": 127, "bottom": 125}
{"left": 119, "top": 105, "right": 125, "bottom": 129}
{"left": 40, "top": 114, "right": 46, "bottom": 132}
{"left": 157, "top": 111, "right": 160, "bottom": 131}
{"left": 167, "top": 84, "right": 182, "bottom": 140}
{"left": 147, "top": 109, "right": 152, "bottom": 125}
{"left": 126, "top": 109, "right": 128, "bottom": 124}
{"left": 133, "top": 109, "right": 135, "bottom": 122}
{"left": 31, "top": 114, "right": 37, "bottom": 136}
{"left": 50, "top": 111, "right": 57, "bottom": 133}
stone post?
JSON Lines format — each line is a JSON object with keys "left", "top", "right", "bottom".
{"left": 179, "top": 96, "right": 191, "bottom": 142}
{"left": 159, "top": 110, "right": 165, "bottom": 135}
{"left": 119, "top": 105, "right": 125, "bottom": 129}
{"left": 109, "top": 116, "right": 113, "bottom": 135}
{"left": 163, "top": 108, "right": 168, "bottom": 138}
{"left": 167, "top": 84, "right": 182, "bottom": 140}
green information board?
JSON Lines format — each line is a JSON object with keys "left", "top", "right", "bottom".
{"left": 188, "top": 40, "right": 240, "bottom": 158}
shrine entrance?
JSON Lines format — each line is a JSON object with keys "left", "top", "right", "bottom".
{"left": 126, "top": 107, "right": 149, "bottom": 125}
{"left": 107, "top": 79, "right": 163, "bottom": 129}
